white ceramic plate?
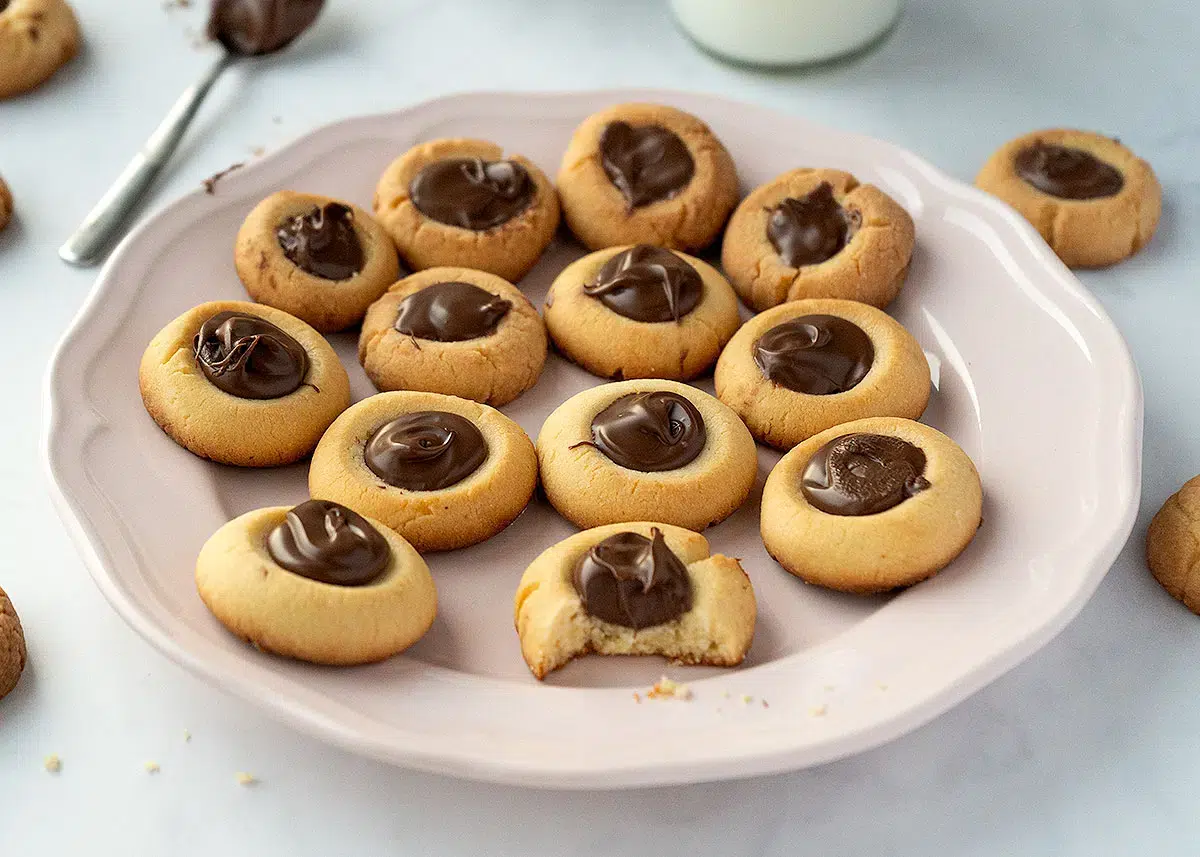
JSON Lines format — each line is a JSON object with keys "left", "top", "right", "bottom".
{"left": 44, "top": 90, "right": 1142, "bottom": 789}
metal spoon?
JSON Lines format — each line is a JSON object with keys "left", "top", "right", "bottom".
{"left": 59, "top": 0, "right": 325, "bottom": 267}
{"left": 58, "top": 51, "right": 236, "bottom": 267}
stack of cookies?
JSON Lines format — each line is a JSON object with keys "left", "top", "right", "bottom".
{"left": 143, "top": 101, "right": 1100, "bottom": 680}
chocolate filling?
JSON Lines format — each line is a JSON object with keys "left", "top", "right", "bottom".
{"left": 1013, "top": 142, "right": 1124, "bottom": 200}
{"left": 754, "top": 315, "right": 874, "bottom": 395}
{"left": 364, "top": 411, "right": 488, "bottom": 491}
{"left": 583, "top": 245, "right": 703, "bottom": 323}
{"left": 266, "top": 500, "right": 390, "bottom": 586}
{"left": 767, "top": 182, "right": 858, "bottom": 268}
{"left": 276, "top": 202, "right": 365, "bottom": 280}
{"left": 192, "top": 310, "right": 308, "bottom": 399}
{"left": 409, "top": 157, "right": 535, "bottom": 230}
{"left": 599, "top": 121, "right": 695, "bottom": 208}
{"left": 801, "top": 433, "right": 930, "bottom": 516}
{"left": 394, "top": 281, "right": 511, "bottom": 342}
{"left": 588, "top": 391, "right": 706, "bottom": 472}
{"left": 573, "top": 528, "right": 693, "bottom": 629}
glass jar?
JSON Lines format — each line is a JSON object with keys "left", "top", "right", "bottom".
{"left": 670, "top": 0, "right": 902, "bottom": 68}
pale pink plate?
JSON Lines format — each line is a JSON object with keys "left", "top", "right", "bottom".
{"left": 44, "top": 90, "right": 1141, "bottom": 788}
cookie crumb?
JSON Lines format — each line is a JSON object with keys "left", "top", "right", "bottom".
{"left": 235, "top": 771, "right": 257, "bottom": 786}
{"left": 202, "top": 162, "right": 245, "bottom": 195}
{"left": 741, "top": 694, "right": 753, "bottom": 705}
{"left": 183, "top": 729, "right": 191, "bottom": 742}
{"left": 44, "top": 754, "right": 61, "bottom": 774}
{"left": 250, "top": 146, "right": 266, "bottom": 157}
{"left": 647, "top": 676, "right": 692, "bottom": 700}
{"left": 632, "top": 692, "right": 641, "bottom": 703}
{"left": 144, "top": 761, "right": 160, "bottom": 774}
{"left": 810, "top": 704, "right": 828, "bottom": 717}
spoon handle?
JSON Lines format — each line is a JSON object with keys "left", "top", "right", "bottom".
{"left": 59, "top": 52, "right": 236, "bottom": 268}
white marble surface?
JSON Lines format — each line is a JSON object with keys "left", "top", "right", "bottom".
{"left": 2, "top": 0, "right": 1198, "bottom": 852}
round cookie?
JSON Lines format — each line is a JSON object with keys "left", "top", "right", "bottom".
{"left": 1146, "top": 474, "right": 1200, "bottom": 615}
{"left": 0, "top": 584, "right": 26, "bottom": 700}
{"left": 975, "top": 129, "right": 1161, "bottom": 267}
{"left": 0, "top": 173, "right": 11, "bottom": 232}
{"left": 715, "top": 298, "right": 930, "bottom": 449}
{"left": 234, "top": 191, "right": 401, "bottom": 333}
{"left": 0, "top": 0, "right": 80, "bottom": 100}
{"left": 359, "top": 267, "right": 547, "bottom": 406}
{"left": 721, "top": 168, "right": 915, "bottom": 312}
{"left": 761, "top": 417, "right": 982, "bottom": 594}
{"left": 514, "top": 522, "right": 756, "bottom": 679}
{"left": 309, "top": 391, "right": 537, "bottom": 552}
{"left": 196, "top": 500, "right": 437, "bottom": 665}
{"left": 537, "top": 379, "right": 758, "bottom": 531}
{"left": 544, "top": 244, "right": 740, "bottom": 381}
{"left": 139, "top": 300, "right": 351, "bottom": 467}
{"left": 373, "top": 137, "right": 559, "bottom": 282}
{"left": 557, "top": 102, "right": 739, "bottom": 252}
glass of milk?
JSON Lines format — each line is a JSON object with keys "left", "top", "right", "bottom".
{"left": 670, "top": 0, "right": 902, "bottom": 67}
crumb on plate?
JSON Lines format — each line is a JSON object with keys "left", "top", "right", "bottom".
{"left": 647, "top": 676, "right": 692, "bottom": 701}
{"left": 202, "top": 163, "right": 245, "bottom": 195}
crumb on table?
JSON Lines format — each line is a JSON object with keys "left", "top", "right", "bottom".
{"left": 235, "top": 771, "right": 258, "bottom": 786}
{"left": 44, "top": 754, "right": 61, "bottom": 773}
{"left": 810, "top": 704, "right": 828, "bottom": 717}
{"left": 144, "top": 761, "right": 160, "bottom": 774}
